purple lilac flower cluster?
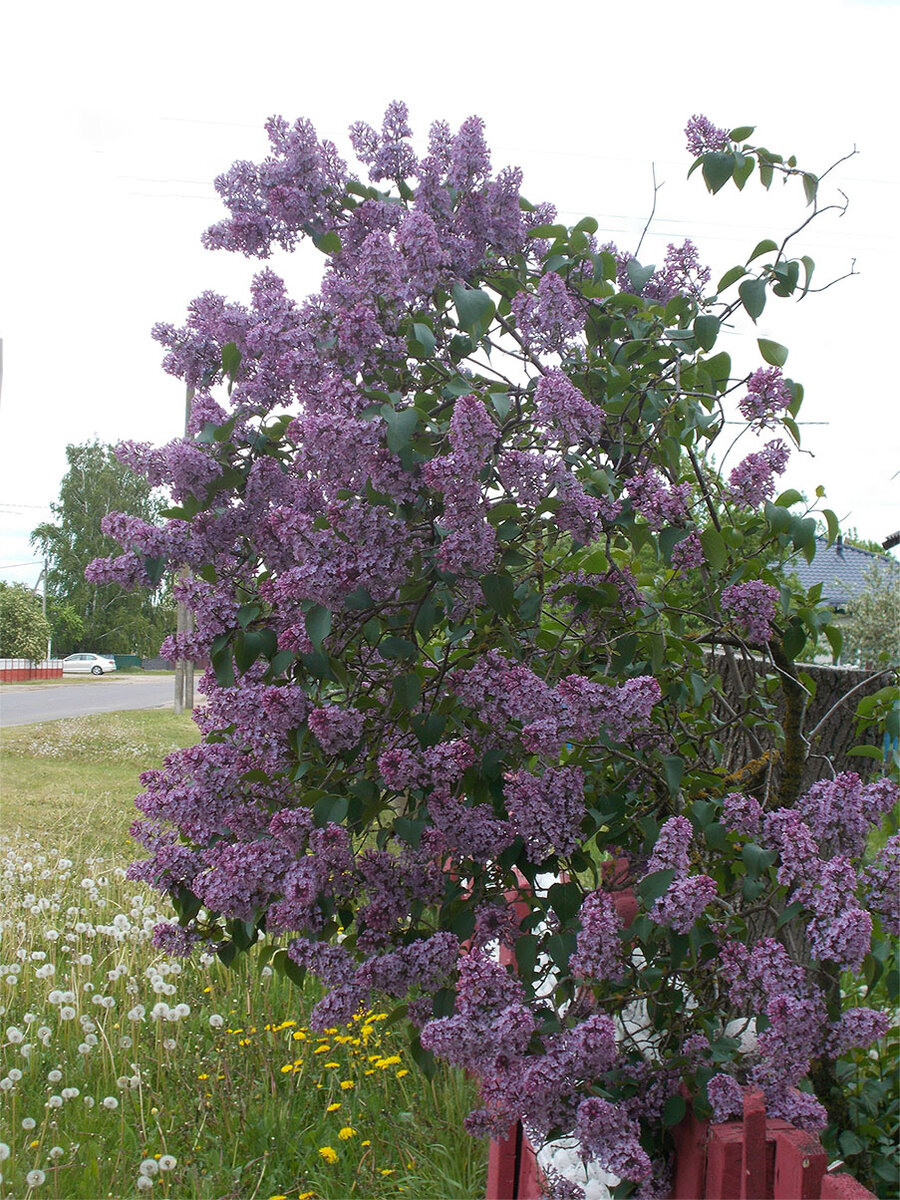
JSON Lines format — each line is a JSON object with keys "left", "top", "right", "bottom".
{"left": 727, "top": 439, "right": 790, "bottom": 509}
{"left": 720, "top": 580, "right": 779, "bottom": 643}
{"left": 684, "top": 115, "right": 730, "bottom": 157}
{"left": 642, "top": 816, "right": 717, "bottom": 934}
{"left": 739, "top": 367, "right": 794, "bottom": 428}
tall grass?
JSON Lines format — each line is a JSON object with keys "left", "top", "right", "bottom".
{"left": 0, "top": 714, "right": 486, "bottom": 1199}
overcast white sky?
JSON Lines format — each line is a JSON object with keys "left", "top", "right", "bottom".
{"left": 1, "top": 0, "right": 898, "bottom": 589}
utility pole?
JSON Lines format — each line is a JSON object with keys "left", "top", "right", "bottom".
{"left": 174, "top": 386, "right": 195, "bottom": 713}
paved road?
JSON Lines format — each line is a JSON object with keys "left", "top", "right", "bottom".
{"left": 0, "top": 676, "right": 184, "bottom": 727}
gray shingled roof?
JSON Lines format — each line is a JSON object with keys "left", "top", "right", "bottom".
{"left": 787, "top": 538, "right": 899, "bottom": 608}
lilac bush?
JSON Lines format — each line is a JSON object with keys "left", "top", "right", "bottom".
{"left": 89, "top": 106, "right": 898, "bottom": 1193}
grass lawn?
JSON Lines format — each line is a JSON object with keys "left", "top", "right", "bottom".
{"left": 0, "top": 712, "right": 487, "bottom": 1199}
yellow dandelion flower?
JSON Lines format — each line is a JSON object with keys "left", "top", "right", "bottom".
{"left": 30, "top": 1140, "right": 39, "bottom": 1149}
{"left": 292, "top": 1030, "right": 306, "bottom": 1040}
{"left": 396, "top": 1069, "right": 409, "bottom": 1078}
{"left": 364, "top": 1069, "right": 375, "bottom": 1075}
{"left": 324, "top": 1027, "right": 338, "bottom": 1035}
{"left": 282, "top": 1019, "right": 296, "bottom": 1028}
{"left": 323, "top": 1061, "right": 340, "bottom": 1068}
{"left": 318, "top": 1146, "right": 339, "bottom": 1164}
{"left": 269, "top": 1195, "right": 287, "bottom": 1199}
{"left": 361, "top": 1140, "right": 371, "bottom": 1147}
{"left": 326, "top": 1102, "right": 341, "bottom": 1112}
{"left": 338, "top": 1126, "right": 356, "bottom": 1140}
{"left": 231, "top": 1027, "right": 244, "bottom": 1034}
{"left": 380, "top": 1168, "right": 395, "bottom": 1176}
{"left": 198, "top": 1073, "right": 209, "bottom": 1080}
{"left": 314, "top": 1044, "right": 331, "bottom": 1054}
{"left": 339, "top": 1079, "right": 355, "bottom": 1090}
{"left": 367, "top": 1054, "right": 381, "bottom": 1062}
{"left": 375, "top": 1055, "right": 402, "bottom": 1069}
{"left": 280, "top": 1063, "right": 294, "bottom": 1074}
{"left": 298, "top": 1193, "right": 316, "bottom": 1200}
{"left": 371, "top": 1013, "right": 388, "bottom": 1021}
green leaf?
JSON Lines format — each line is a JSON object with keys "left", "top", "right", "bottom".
{"left": 747, "top": 239, "right": 778, "bottom": 264}
{"left": 822, "top": 508, "right": 840, "bottom": 546}
{"left": 637, "top": 869, "right": 676, "bottom": 905}
{"left": 802, "top": 173, "right": 818, "bottom": 207}
{"left": 717, "top": 265, "right": 747, "bottom": 293}
{"left": 314, "top": 794, "right": 350, "bottom": 825}
{"left": 824, "top": 623, "right": 843, "bottom": 663}
{"left": 663, "top": 755, "right": 684, "bottom": 798}
{"left": 305, "top": 604, "right": 332, "bottom": 650}
{"left": 625, "top": 259, "right": 655, "bottom": 294}
{"left": 491, "top": 392, "right": 511, "bottom": 422}
{"left": 381, "top": 405, "right": 420, "bottom": 454}
{"left": 410, "top": 322, "right": 436, "bottom": 356}
{"left": 729, "top": 125, "right": 755, "bottom": 142}
{"left": 481, "top": 572, "right": 515, "bottom": 617}
{"left": 774, "top": 489, "right": 804, "bottom": 507}
{"left": 701, "top": 350, "right": 732, "bottom": 395}
{"left": 846, "top": 745, "right": 885, "bottom": 761}
{"left": 379, "top": 636, "right": 418, "bottom": 661}
{"left": 693, "top": 315, "right": 719, "bottom": 352}
{"left": 663, "top": 1094, "right": 687, "bottom": 1127}
{"left": 702, "top": 152, "right": 736, "bottom": 194}
{"left": 221, "top": 342, "right": 242, "bottom": 380}
{"left": 392, "top": 673, "right": 422, "bottom": 710}
{"left": 452, "top": 283, "right": 495, "bottom": 338}
{"left": 143, "top": 555, "right": 167, "bottom": 588}
{"left": 739, "top": 278, "right": 767, "bottom": 322}
{"left": 757, "top": 338, "right": 788, "bottom": 367}
{"left": 548, "top": 881, "right": 583, "bottom": 923}
{"left": 313, "top": 230, "right": 342, "bottom": 255}
{"left": 700, "top": 527, "right": 727, "bottom": 570}
{"left": 799, "top": 255, "right": 816, "bottom": 299}
{"left": 574, "top": 216, "right": 599, "bottom": 235}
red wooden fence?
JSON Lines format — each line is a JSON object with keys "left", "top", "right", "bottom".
{"left": 487, "top": 1088, "right": 877, "bottom": 1199}
{"left": 484, "top": 864, "right": 877, "bottom": 1200}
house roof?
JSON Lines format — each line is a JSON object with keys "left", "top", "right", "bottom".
{"left": 787, "top": 537, "right": 899, "bottom": 608}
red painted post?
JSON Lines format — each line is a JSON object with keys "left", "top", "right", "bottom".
{"left": 820, "top": 1171, "right": 880, "bottom": 1199}
{"left": 705, "top": 1123, "right": 746, "bottom": 1199}
{"left": 772, "top": 1128, "right": 827, "bottom": 1199}
{"left": 486, "top": 1124, "right": 521, "bottom": 1200}
{"left": 670, "top": 1098, "right": 709, "bottom": 1199}
{"left": 741, "top": 1089, "right": 767, "bottom": 1199}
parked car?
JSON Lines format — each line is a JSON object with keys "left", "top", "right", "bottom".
{"left": 62, "top": 653, "right": 117, "bottom": 676}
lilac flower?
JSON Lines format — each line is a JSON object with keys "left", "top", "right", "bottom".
{"left": 150, "top": 923, "right": 204, "bottom": 957}
{"left": 798, "top": 773, "right": 899, "bottom": 858}
{"left": 650, "top": 875, "right": 717, "bottom": 934}
{"left": 570, "top": 890, "right": 625, "bottom": 982}
{"left": 728, "top": 439, "right": 790, "bottom": 509}
{"left": 718, "top": 938, "right": 809, "bottom": 1009}
{"left": 707, "top": 1073, "right": 745, "bottom": 1122}
{"left": 645, "top": 816, "right": 693, "bottom": 876}
{"left": 503, "top": 766, "right": 586, "bottom": 860}
{"left": 829, "top": 1007, "right": 891, "bottom": 1057}
{"left": 739, "top": 367, "right": 794, "bottom": 429}
{"left": 862, "top": 833, "right": 900, "bottom": 935}
{"left": 721, "top": 580, "right": 779, "bottom": 643}
{"left": 626, "top": 470, "right": 691, "bottom": 531}
{"left": 684, "top": 115, "right": 730, "bottom": 157}
{"left": 511, "top": 274, "right": 583, "bottom": 354}
{"left": 575, "top": 1096, "right": 652, "bottom": 1182}
{"left": 721, "top": 792, "right": 762, "bottom": 838}
{"left": 307, "top": 706, "right": 365, "bottom": 755}
{"left": 766, "top": 1089, "right": 828, "bottom": 1132}
{"left": 671, "top": 531, "right": 705, "bottom": 574}
{"left": 535, "top": 370, "right": 605, "bottom": 445}
{"left": 642, "top": 240, "right": 711, "bottom": 303}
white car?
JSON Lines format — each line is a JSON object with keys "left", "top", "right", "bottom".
{"left": 63, "top": 653, "right": 118, "bottom": 676}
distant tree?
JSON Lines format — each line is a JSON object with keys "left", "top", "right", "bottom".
{"left": 840, "top": 525, "right": 892, "bottom": 557}
{"left": 0, "top": 581, "right": 52, "bottom": 660}
{"left": 31, "top": 441, "right": 174, "bottom": 656}
{"left": 841, "top": 561, "right": 900, "bottom": 668}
